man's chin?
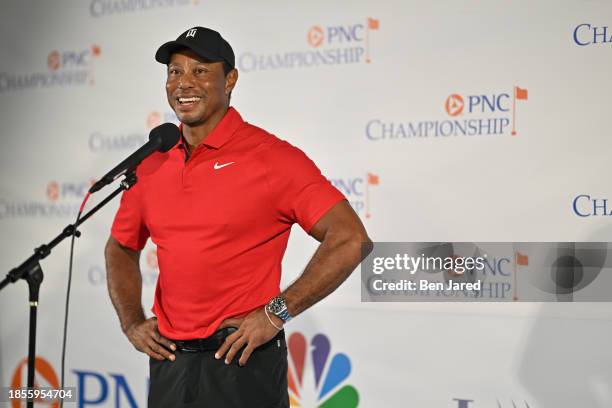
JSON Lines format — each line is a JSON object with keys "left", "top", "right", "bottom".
{"left": 176, "top": 113, "right": 204, "bottom": 127}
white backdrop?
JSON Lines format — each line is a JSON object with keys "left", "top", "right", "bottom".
{"left": 1, "top": 1, "right": 611, "bottom": 407}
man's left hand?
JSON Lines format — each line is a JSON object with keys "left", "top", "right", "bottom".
{"left": 215, "top": 307, "right": 282, "bottom": 366}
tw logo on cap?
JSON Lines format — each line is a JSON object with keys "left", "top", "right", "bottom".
{"left": 186, "top": 28, "right": 197, "bottom": 38}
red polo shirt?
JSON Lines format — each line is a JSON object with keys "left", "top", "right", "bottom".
{"left": 111, "top": 107, "right": 345, "bottom": 339}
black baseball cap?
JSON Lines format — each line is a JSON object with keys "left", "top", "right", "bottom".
{"left": 155, "top": 27, "right": 235, "bottom": 68}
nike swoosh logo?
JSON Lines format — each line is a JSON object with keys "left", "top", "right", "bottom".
{"left": 214, "top": 161, "right": 235, "bottom": 170}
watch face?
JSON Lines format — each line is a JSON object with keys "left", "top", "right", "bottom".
{"left": 268, "top": 296, "right": 286, "bottom": 314}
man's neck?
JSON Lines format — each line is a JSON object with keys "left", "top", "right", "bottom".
{"left": 182, "top": 106, "right": 229, "bottom": 152}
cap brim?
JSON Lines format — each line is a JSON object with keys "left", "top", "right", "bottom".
{"left": 155, "top": 40, "right": 225, "bottom": 64}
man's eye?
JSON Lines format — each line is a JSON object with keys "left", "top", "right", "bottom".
{"left": 196, "top": 68, "right": 207, "bottom": 74}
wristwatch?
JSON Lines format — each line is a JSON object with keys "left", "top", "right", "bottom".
{"left": 266, "top": 296, "right": 292, "bottom": 323}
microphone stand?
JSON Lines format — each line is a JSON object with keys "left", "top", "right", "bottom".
{"left": 0, "top": 172, "right": 137, "bottom": 407}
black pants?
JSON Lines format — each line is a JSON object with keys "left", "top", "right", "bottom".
{"left": 148, "top": 331, "right": 289, "bottom": 408}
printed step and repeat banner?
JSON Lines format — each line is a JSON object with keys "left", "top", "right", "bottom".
{"left": 1, "top": 1, "right": 611, "bottom": 407}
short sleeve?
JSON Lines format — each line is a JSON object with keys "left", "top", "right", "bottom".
{"left": 264, "top": 140, "right": 346, "bottom": 232}
{"left": 110, "top": 184, "right": 150, "bottom": 251}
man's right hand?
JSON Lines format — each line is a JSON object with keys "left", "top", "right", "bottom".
{"left": 125, "top": 317, "right": 176, "bottom": 361}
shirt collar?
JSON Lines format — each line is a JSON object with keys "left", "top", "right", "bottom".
{"left": 176, "top": 107, "right": 243, "bottom": 151}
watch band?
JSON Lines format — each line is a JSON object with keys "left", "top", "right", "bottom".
{"left": 276, "top": 307, "right": 292, "bottom": 323}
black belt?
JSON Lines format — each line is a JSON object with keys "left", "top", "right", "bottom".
{"left": 171, "top": 327, "right": 285, "bottom": 353}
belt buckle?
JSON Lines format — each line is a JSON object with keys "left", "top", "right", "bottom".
{"left": 177, "top": 340, "right": 199, "bottom": 353}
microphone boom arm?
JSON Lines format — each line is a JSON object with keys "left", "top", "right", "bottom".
{"left": 0, "top": 172, "right": 137, "bottom": 408}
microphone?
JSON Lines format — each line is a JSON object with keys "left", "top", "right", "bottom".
{"left": 89, "top": 123, "right": 180, "bottom": 193}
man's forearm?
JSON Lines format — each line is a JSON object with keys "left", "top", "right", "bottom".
{"left": 105, "top": 237, "right": 146, "bottom": 333}
{"left": 282, "top": 229, "right": 370, "bottom": 317}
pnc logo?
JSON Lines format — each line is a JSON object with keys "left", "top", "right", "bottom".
{"left": 330, "top": 172, "right": 379, "bottom": 218}
{"left": 287, "top": 332, "right": 358, "bottom": 408}
{"left": 237, "top": 17, "right": 379, "bottom": 72}
{"left": 445, "top": 94, "right": 464, "bottom": 117}
{"left": 1, "top": 44, "right": 102, "bottom": 93}
{"left": 45, "top": 180, "right": 95, "bottom": 203}
{"left": 443, "top": 87, "right": 528, "bottom": 135}
{"left": 11, "top": 356, "right": 60, "bottom": 408}
{"left": 45, "top": 45, "right": 102, "bottom": 72}
{"left": 306, "top": 18, "right": 379, "bottom": 62}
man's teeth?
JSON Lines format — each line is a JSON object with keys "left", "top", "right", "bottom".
{"left": 178, "top": 97, "right": 201, "bottom": 104}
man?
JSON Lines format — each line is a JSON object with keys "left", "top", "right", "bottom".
{"left": 105, "top": 26, "right": 370, "bottom": 408}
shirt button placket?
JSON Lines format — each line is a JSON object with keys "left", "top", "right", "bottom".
{"left": 181, "top": 149, "right": 189, "bottom": 188}
{"left": 183, "top": 146, "right": 206, "bottom": 189}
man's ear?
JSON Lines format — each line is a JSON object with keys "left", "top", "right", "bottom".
{"left": 225, "top": 68, "right": 238, "bottom": 95}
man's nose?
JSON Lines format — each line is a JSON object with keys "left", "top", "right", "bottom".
{"left": 178, "top": 73, "right": 195, "bottom": 89}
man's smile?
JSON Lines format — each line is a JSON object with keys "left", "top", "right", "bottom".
{"left": 177, "top": 96, "right": 202, "bottom": 106}
{"left": 175, "top": 96, "right": 203, "bottom": 112}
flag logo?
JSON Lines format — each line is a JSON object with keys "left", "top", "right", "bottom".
{"left": 516, "top": 252, "right": 529, "bottom": 266}
{"left": 365, "top": 17, "right": 379, "bottom": 63}
{"left": 365, "top": 172, "right": 379, "bottom": 218}
{"left": 367, "top": 17, "right": 379, "bottom": 30}
{"left": 367, "top": 173, "right": 379, "bottom": 185}
{"left": 511, "top": 86, "right": 528, "bottom": 136}
{"left": 512, "top": 251, "right": 529, "bottom": 300}
{"left": 91, "top": 44, "right": 102, "bottom": 57}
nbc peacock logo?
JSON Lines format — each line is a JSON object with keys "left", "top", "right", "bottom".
{"left": 287, "top": 332, "right": 359, "bottom": 408}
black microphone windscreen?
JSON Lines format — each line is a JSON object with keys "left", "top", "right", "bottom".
{"left": 149, "top": 123, "right": 180, "bottom": 152}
